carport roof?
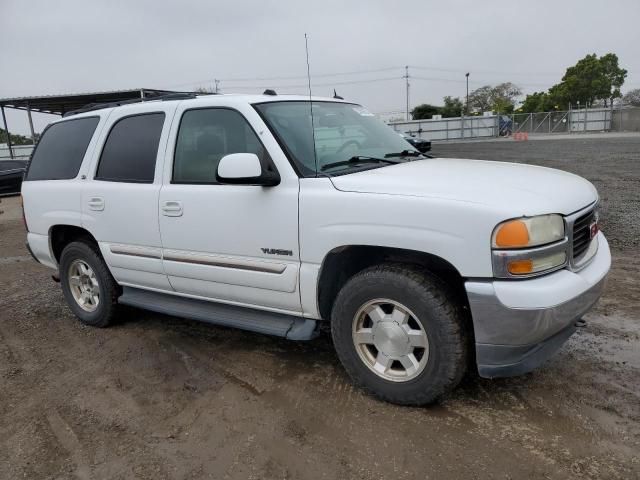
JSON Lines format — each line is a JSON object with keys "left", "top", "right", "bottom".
{"left": 0, "top": 88, "right": 184, "bottom": 115}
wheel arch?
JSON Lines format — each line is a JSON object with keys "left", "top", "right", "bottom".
{"left": 49, "top": 224, "right": 100, "bottom": 264}
{"left": 316, "top": 245, "right": 471, "bottom": 324}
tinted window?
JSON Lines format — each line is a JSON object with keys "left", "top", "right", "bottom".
{"left": 26, "top": 116, "right": 99, "bottom": 181}
{"left": 95, "top": 113, "right": 165, "bottom": 183}
{"left": 173, "top": 108, "right": 270, "bottom": 183}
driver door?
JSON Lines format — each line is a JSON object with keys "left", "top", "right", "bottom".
{"left": 158, "top": 105, "right": 301, "bottom": 313}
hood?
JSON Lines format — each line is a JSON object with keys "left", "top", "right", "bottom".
{"left": 330, "top": 158, "right": 598, "bottom": 216}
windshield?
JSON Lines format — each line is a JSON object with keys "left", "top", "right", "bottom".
{"left": 254, "top": 101, "right": 420, "bottom": 176}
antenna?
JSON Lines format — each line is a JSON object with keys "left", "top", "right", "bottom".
{"left": 305, "top": 33, "right": 319, "bottom": 177}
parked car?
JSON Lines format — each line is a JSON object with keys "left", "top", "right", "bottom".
{"left": 22, "top": 94, "right": 610, "bottom": 405}
{"left": 399, "top": 131, "right": 431, "bottom": 152}
{"left": 0, "top": 160, "right": 27, "bottom": 196}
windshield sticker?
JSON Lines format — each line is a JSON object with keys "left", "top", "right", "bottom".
{"left": 353, "top": 106, "right": 374, "bottom": 116}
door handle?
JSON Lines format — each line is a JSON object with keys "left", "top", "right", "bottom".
{"left": 161, "top": 201, "right": 183, "bottom": 217}
{"left": 88, "top": 196, "right": 105, "bottom": 211}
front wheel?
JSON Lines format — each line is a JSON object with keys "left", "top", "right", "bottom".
{"left": 331, "top": 264, "right": 469, "bottom": 405}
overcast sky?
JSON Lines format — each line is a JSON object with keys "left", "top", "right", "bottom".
{"left": 2, "top": 0, "right": 639, "bottom": 135}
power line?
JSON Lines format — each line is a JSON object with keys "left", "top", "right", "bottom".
{"left": 165, "top": 66, "right": 404, "bottom": 89}
{"left": 222, "top": 66, "right": 403, "bottom": 82}
{"left": 220, "top": 76, "right": 401, "bottom": 91}
{"left": 411, "top": 76, "right": 554, "bottom": 88}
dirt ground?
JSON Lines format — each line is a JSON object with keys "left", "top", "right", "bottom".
{"left": 0, "top": 135, "right": 638, "bottom": 479}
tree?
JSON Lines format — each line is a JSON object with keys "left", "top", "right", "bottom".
{"left": 468, "top": 83, "right": 522, "bottom": 113}
{"left": 0, "top": 128, "right": 32, "bottom": 146}
{"left": 599, "top": 53, "right": 627, "bottom": 106}
{"left": 492, "top": 82, "right": 522, "bottom": 113}
{"left": 520, "top": 92, "right": 547, "bottom": 113}
{"left": 441, "top": 96, "right": 463, "bottom": 118}
{"left": 411, "top": 104, "right": 441, "bottom": 120}
{"left": 520, "top": 91, "right": 562, "bottom": 113}
{"left": 467, "top": 85, "right": 493, "bottom": 112}
{"left": 623, "top": 88, "right": 640, "bottom": 106}
{"left": 554, "top": 53, "right": 627, "bottom": 108}
{"left": 194, "top": 86, "right": 215, "bottom": 93}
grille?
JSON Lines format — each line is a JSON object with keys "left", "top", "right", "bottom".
{"left": 572, "top": 209, "right": 596, "bottom": 259}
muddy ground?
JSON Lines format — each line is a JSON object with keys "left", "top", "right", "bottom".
{"left": 0, "top": 135, "right": 638, "bottom": 479}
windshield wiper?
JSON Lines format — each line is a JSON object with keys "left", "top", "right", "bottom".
{"left": 320, "top": 156, "right": 400, "bottom": 172}
{"left": 384, "top": 150, "right": 422, "bottom": 158}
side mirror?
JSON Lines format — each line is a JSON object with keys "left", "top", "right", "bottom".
{"left": 216, "top": 153, "right": 280, "bottom": 186}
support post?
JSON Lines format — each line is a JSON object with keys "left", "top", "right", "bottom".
{"left": 404, "top": 66, "right": 410, "bottom": 121}
{"left": 27, "top": 104, "right": 36, "bottom": 143}
{"left": 1, "top": 105, "right": 14, "bottom": 159}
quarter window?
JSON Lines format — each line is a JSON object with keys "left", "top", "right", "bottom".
{"left": 173, "top": 108, "right": 271, "bottom": 183}
{"left": 26, "top": 116, "right": 99, "bottom": 181}
{"left": 95, "top": 113, "right": 165, "bottom": 183}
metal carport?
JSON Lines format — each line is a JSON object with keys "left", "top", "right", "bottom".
{"left": 0, "top": 88, "right": 186, "bottom": 159}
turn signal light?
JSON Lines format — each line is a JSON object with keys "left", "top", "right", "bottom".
{"left": 506, "top": 252, "right": 567, "bottom": 276}
{"left": 507, "top": 259, "right": 533, "bottom": 274}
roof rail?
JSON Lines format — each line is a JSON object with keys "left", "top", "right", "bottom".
{"left": 63, "top": 92, "right": 200, "bottom": 117}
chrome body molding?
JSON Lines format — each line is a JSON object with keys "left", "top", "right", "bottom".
{"left": 108, "top": 244, "right": 287, "bottom": 274}
{"left": 162, "top": 250, "right": 287, "bottom": 274}
{"left": 109, "top": 244, "right": 162, "bottom": 259}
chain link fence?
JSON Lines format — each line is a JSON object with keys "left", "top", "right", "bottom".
{"left": 389, "top": 106, "right": 640, "bottom": 141}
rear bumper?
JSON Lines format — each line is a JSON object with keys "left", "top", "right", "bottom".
{"left": 466, "top": 232, "right": 610, "bottom": 378}
{"left": 26, "top": 232, "right": 57, "bottom": 269}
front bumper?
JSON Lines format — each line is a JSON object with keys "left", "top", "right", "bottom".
{"left": 466, "top": 232, "right": 611, "bottom": 378}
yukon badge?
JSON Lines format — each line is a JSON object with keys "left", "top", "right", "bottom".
{"left": 261, "top": 248, "right": 293, "bottom": 256}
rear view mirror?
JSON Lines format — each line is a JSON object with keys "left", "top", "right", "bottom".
{"left": 216, "top": 153, "right": 280, "bottom": 186}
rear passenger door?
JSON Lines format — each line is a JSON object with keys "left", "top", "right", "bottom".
{"left": 82, "top": 105, "right": 175, "bottom": 291}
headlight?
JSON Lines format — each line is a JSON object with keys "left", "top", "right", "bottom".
{"left": 491, "top": 214, "right": 567, "bottom": 278}
{"left": 492, "top": 214, "right": 565, "bottom": 249}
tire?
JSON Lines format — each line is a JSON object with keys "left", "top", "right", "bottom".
{"left": 59, "top": 240, "right": 120, "bottom": 328}
{"left": 331, "top": 264, "right": 468, "bottom": 405}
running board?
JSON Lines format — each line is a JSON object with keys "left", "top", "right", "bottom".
{"left": 118, "top": 287, "right": 318, "bottom": 341}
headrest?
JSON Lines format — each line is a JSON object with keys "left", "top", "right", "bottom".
{"left": 196, "top": 134, "right": 225, "bottom": 155}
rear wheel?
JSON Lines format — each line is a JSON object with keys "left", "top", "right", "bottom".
{"left": 331, "top": 264, "right": 468, "bottom": 405}
{"left": 59, "top": 241, "right": 120, "bottom": 327}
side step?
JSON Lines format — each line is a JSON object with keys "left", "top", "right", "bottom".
{"left": 118, "top": 287, "right": 318, "bottom": 341}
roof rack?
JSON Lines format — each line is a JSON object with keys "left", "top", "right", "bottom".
{"left": 63, "top": 92, "right": 201, "bottom": 117}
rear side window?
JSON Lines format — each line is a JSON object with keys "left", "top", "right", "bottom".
{"left": 26, "top": 116, "right": 99, "bottom": 181}
{"left": 95, "top": 113, "right": 165, "bottom": 183}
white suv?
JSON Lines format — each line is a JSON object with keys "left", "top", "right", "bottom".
{"left": 22, "top": 93, "right": 610, "bottom": 405}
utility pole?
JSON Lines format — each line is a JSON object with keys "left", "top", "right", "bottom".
{"left": 465, "top": 72, "right": 470, "bottom": 115}
{"left": 404, "top": 66, "right": 410, "bottom": 121}
{"left": 214, "top": 79, "right": 220, "bottom": 94}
